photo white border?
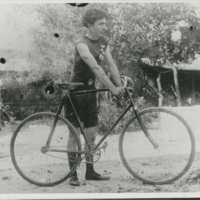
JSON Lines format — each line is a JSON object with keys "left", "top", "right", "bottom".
{"left": 0, "top": 0, "right": 200, "bottom": 4}
{"left": 0, "top": 0, "right": 200, "bottom": 198}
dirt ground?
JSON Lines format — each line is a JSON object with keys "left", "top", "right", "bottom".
{"left": 1, "top": 122, "right": 200, "bottom": 198}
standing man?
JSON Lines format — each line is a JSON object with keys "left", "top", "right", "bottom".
{"left": 65, "top": 8, "right": 125, "bottom": 186}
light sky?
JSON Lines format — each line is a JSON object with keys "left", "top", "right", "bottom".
{"left": 0, "top": 3, "right": 41, "bottom": 71}
{"left": 1, "top": 1, "right": 200, "bottom": 51}
{"left": 0, "top": 4, "right": 40, "bottom": 50}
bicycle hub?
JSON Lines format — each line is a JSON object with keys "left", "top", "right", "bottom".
{"left": 41, "top": 146, "right": 48, "bottom": 154}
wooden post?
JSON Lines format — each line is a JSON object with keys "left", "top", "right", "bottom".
{"left": 191, "top": 73, "right": 196, "bottom": 105}
{"left": 156, "top": 74, "right": 163, "bottom": 107}
{"left": 0, "top": 84, "right": 3, "bottom": 129}
{"left": 172, "top": 65, "right": 181, "bottom": 106}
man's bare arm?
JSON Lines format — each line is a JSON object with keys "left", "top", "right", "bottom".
{"left": 77, "top": 43, "right": 124, "bottom": 97}
{"left": 104, "top": 45, "right": 122, "bottom": 87}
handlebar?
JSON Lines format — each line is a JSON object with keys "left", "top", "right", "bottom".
{"left": 120, "top": 76, "right": 134, "bottom": 95}
{"left": 120, "top": 76, "right": 134, "bottom": 88}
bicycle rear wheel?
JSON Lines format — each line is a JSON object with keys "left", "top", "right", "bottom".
{"left": 10, "top": 112, "right": 81, "bottom": 187}
{"left": 119, "top": 107, "right": 195, "bottom": 185}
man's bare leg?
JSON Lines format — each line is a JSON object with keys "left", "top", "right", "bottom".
{"left": 84, "top": 126, "right": 110, "bottom": 181}
{"left": 67, "top": 128, "right": 81, "bottom": 186}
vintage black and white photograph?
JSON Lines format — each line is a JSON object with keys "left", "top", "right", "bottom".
{"left": 1, "top": 0, "right": 200, "bottom": 196}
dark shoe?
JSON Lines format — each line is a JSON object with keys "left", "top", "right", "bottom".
{"left": 85, "top": 172, "right": 110, "bottom": 181}
{"left": 69, "top": 175, "right": 80, "bottom": 186}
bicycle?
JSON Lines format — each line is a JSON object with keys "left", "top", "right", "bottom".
{"left": 0, "top": 87, "right": 15, "bottom": 130}
{"left": 0, "top": 104, "right": 15, "bottom": 130}
{"left": 10, "top": 76, "right": 195, "bottom": 186}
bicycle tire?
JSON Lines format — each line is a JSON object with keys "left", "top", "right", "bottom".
{"left": 119, "top": 107, "right": 195, "bottom": 185}
{"left": 10, "top": 112, "right": 81, "bottom": 187}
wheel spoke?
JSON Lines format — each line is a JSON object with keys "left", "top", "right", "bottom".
{"left": 119, "top": 107, "right": 195, "bottom": 184}
{"left": 10, "top": 112, "right": 81, "bottom": 187}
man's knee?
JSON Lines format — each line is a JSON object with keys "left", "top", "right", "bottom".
{"left": 85, "top": 126, "right": 97, "bottom": 143}
{"left": 67, "top": 128, "right": 80, "bottom": 149}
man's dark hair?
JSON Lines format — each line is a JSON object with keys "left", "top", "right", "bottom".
{"left": 82, "top": 8, "right": 108, "bottom": 27}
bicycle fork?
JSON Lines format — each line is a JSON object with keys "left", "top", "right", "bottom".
{"left": 41, "top": 96, "right": 67, "bottom": 154}
{"left": 125, "top": 88, "right": 159, "bottom": 149}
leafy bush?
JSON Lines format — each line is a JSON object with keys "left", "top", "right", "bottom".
{"left": 98, "top": 100, "right": 122, "bottom": 135}
{"left": 98, "top": 95, "right": 150, "bottom": 135}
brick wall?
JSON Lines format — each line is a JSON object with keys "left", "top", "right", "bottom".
{"left": 1, "top": 82, "right": 62, "bottom": 120}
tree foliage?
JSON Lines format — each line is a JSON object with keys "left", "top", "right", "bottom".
{"left": 27, "top": 4, "right": 86, "bottom": 83}
{"left": 25, "top": 3, "right": 200, "bottom": 134}
{"left": 28, "top": 3, "right": 200, "bottom": 90}
{"left": 108, "top": 3, "right": 200, "bottom": 65}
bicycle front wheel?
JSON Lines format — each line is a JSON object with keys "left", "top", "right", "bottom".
{"left": 10, "top": 112, "right": 81, "bottom": 187}
{"left": 119, "top": 107, "right": 195, "bottom": 185}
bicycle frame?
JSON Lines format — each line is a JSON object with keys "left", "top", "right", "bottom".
{"left": 45, "top": 87, "right": 158, "bottom": 154}
{"left": 70, "top": 88, "right": 133, "bottom": 151}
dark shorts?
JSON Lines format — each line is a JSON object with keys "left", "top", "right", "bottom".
{"left": 64, "top": 85, "right": 98, "bottom": 128}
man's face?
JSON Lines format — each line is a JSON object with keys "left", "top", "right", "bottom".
{"left": 89, "top": 18, "right": 108, "bottom": 37}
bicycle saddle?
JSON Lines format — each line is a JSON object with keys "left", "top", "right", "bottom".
{"left": 57, "top": 82, "right": 84, "bottom": 90}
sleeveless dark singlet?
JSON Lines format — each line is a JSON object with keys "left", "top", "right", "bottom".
{"left": 70, "top": 35, "right": 108, "bottom": 85}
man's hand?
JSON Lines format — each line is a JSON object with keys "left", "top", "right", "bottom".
{"left": 111, "top": 87, "right": 125, "bottom": 99}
